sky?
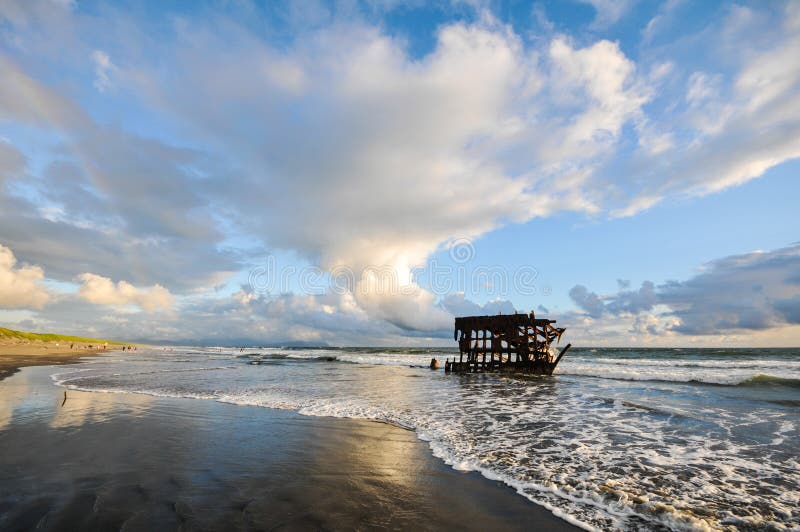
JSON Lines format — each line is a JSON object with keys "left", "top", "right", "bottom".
{"left": 0, "top": 0, "right": 799, "bottom": 347}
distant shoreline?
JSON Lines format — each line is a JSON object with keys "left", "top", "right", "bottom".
{"left": 0, "top": 343, "right": 110, "bottom": 382}
{"left": 0, "top": 326, "right": 137, "bottom": 382}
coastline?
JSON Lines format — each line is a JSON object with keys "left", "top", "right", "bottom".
{"left": 0, "top": 364, "right": 580, "bottom": 531}
{"left": 0, "top": 343, "right": 114, "bottom": 382}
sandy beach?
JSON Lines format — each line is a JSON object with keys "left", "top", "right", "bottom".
{"left": 0, "top": 363, "right": 578, "bottom": 531}
{"left": 0, "top": 340, "right": 114, "bottom": 381}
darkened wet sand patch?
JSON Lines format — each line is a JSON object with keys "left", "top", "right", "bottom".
{"left": 0, "top": 366, "right": 578, "bottom": 531}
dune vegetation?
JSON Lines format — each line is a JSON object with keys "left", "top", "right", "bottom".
{"left": 0, "top": 327, "right": 126, "bottom": 345}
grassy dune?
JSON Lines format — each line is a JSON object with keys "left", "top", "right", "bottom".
{"left": 0, "top": 327, "right": 127, "bottom": 346}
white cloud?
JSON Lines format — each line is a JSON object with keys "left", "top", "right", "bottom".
{"left": 440, "top": 292, "right": 516, "bottom": 317}
{"left": 33, "top": 281, "right": 518, "bottom": 345}
{"left": 117, "top": 18, "right": 656, "bottom": 330}
{"left": 546, "top": 37, "right": 648, "bottom": 160}
{"left": 0, "top": 244, "right": 50, "bottom": 309}
{"left": 576, "top": 0, "right": 635, "bottom": 28}
{"left": 0, "top": 54, "right": 238, "bottom": 291}
{"left": 354, "top": 275, "right": 452, "bottom": 332}
{"left": 90, "top": 50, "right": 116, "bottom": 92}
{"left": 117, "top": 17, "right": 659, "bottom": 274}
{"left": 606, "top": 4, "right": 800, "bottom": 216}
{"left": 77, "top": 273, "right": 174, "bottom": 312}
{"left": 610, "top": 194, "right": 660, "bottom": 218}
{"left": 686, "top": 71, "right": 720, "bottom": 107}
{"left": 0, "top": 2, "right": 799, "bottom": 343}
{"left": 641, "top": 0, "right": 685, "bottom": 43}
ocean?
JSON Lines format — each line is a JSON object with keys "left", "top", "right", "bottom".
{"left": 51, "top": 346, "right": 800, "bottom": 530}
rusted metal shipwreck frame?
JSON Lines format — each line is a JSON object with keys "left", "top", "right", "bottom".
{"left": 445, "top": 313, "right": 571, "bottom": 375}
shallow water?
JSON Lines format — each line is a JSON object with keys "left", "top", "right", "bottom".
{"left": 1, "top": 367, "right": 573, "bottom": 531}
{"left": 51, "top": 347, "right": 800, "bottom": 530}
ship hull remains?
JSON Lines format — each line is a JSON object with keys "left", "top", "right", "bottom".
{"left": 445, "top": 313, "right": 570, "bottom": 375}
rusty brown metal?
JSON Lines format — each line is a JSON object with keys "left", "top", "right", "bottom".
{"left": 445, "top": 311, "right": 570, "bottom": 375}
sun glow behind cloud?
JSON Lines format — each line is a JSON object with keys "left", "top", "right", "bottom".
{"left": 0, "top": 0, "right": 798, "bottom": 345}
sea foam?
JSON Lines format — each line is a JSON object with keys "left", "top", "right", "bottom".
{"left": 49, "top": 346, "right": 800, "bottom": 531}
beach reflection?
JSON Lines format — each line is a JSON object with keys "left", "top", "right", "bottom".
{"left": 0, "top": 375, "right": 30, "bottom": 430}
{"left": 312, "top": 416, "right": 423, "bottom": 490}
{"left": 0, "top": 365, "right": 152, "bottom": 431}
{"left": 0, "top": 354, "right": 576, "bottom": 531}
{"left": 0, "top": 367, "right": 56, "bottom": 430}
{"left": 50, "top": 388, "right": 152, "bottom": 429}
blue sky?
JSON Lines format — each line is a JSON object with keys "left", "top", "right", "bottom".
{"left": 0, "top": 0, "right": 798, "bottom": 346}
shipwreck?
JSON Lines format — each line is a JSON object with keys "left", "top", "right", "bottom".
{"left": 444, "top": 312, "right": 571, "bottom": 375}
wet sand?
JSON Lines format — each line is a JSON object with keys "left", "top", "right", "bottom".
{"left": 0, "top": 342, "right": 111, "bottom": 381}
{"left": 0, "top": 365, "right": 578, "bottom": 531}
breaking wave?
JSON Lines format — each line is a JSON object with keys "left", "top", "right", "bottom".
{"left": 49, "top": 346, "right": 800, "bottom": 530}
